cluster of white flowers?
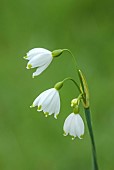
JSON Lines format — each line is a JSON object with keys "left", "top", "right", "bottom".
{"left": 24, "top": 48, "right": 84, "bottom": 140}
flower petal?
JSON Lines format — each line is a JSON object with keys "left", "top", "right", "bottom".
{"left": 69, "top": 117, "right": 77, "bottom": 137}
{"left": 32, "top": 88, "right": 53, "bottom": 107}
{"left": 27, "top": 53, "right": 52, "bottom": 69}
{"left": 63, "top": 113, "right": 74, "bottom": 136}
{"left": 32, "top": 94, "right": 42, "bottom": 107}
{"left": 32, "top": 61, "right": 51, "bottom": 78}
{"left": 42, "top": 90, "right": 57, "bottom": 113}
{"left": 38, "top": 89, "right": 55, "bottom": 109}
{"left": 53, "top": 91, "right": 60, "bottom": 116}
{"left": 74, "top": 114, "right": 84, "bottom": 138}
{"left": 26, "top": 48, "right": 51, "bottom": 60}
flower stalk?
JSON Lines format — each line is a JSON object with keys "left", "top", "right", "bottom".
{"left": 84, "top": 107, "right": 99, "bottom": 170}
{"left": 62, "top": 77, "right": 81, "bottom": 94}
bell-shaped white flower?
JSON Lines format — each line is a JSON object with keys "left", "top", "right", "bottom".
{"left": 24, "top": 48, "right": 53, "bottom": 78}
{"left": 63, "top": 113, "right": 84, "bottom": 139}
{"left": 30, "top": 88, "right": 60, "bottom": 119}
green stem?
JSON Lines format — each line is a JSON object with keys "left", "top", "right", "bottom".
{"left": 84, "top": 107, "right": 99, "bottom": 170}
{"left": 62, "top": 77, "right": 81, "bottom": 94}
{"left": 63, "top": 49, "right": 79, "bottom": 71}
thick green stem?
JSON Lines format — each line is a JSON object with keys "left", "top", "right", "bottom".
{"left": 84, "top": 107, "right": 99, "bottom": 170}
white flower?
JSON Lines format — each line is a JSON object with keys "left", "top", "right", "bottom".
{"left": 30, "top": 88, "right": 60, "bottom": 119}
{"left": 24, "top": 48, "right": 53, "bottom": 78}
{"left": 63, "top": 113, "right": 84, "bottom": 139}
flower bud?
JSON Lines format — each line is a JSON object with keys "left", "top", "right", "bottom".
{"left": 71, "top": 98, "right": 79, "bottom": 108}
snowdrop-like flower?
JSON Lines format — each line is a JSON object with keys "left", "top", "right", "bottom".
{"left": 30, "top": 88, "right": 60, "bottom": 119}
{"left": 24, "top": 48, "right": 63, "bottom": 78}
{"left": 24, "top": 48, "right": 53, "bottom": 78}
{"left": 63, "top": 113, "right": 84, "bottom": 139}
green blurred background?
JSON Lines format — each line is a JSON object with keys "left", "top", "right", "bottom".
{"left": 0, "top": 0, "right": 114, "bottom": 169}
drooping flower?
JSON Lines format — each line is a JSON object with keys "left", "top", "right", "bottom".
{"left": 24, "top": 48, "right": 63, "bottom": 78}
{"left": 24, "top": 48, "right": 53, "bottom": 78}
{"left": 30, "top": 88, "right": 60, "bottom": 119}
{"left": 63, "top": 113, "right": 84, "bottom": 139}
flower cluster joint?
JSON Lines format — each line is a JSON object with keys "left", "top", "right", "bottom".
{"left": 23, "top": 47, "right": 99, "bottom": 170}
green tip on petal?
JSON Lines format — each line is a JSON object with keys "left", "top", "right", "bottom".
{"left": 79, "top": 134, "right": 84, "bottom": 139}
{"left": 23, "top": 56, "right": 28, "bottom": 59}
{"left": 63, "top": 131, "right": 67, "bottom": 136}
{"left": 27, "top": 64, "right": 32, "bottom": 69}
{"left": 30, "top": 104, "right": 34, "bottom": 108}
{"left": 54, "top": 113, "right": 59, "bottom": 119}
{"left": 37, "top": 105, "right": 42, "bottom": 111}
{"left": 71, "top": 136, "right": 75, "bottom": 140}
{"left": 44, "top": 112, "right": 49, "bottom": 117}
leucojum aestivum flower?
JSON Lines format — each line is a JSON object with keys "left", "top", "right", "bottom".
{"left": 23, "top": 48, "right": 99, "bottom": 170}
